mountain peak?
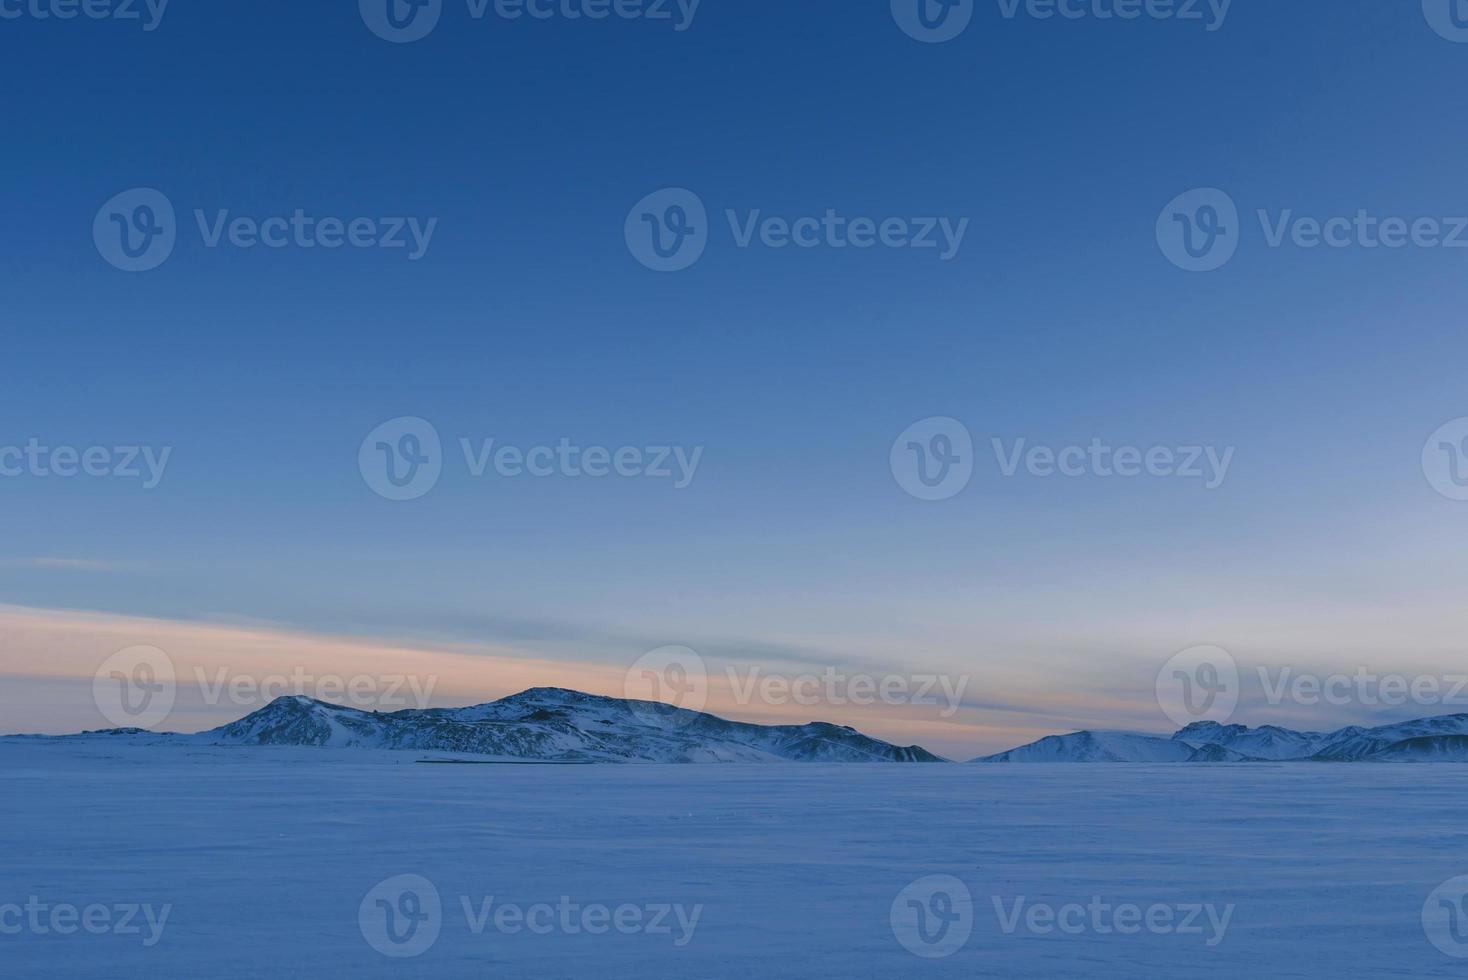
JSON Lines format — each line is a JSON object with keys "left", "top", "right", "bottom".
{"left": 1173, "top": 721, "right": 1247, "bottom": 740}
{"left": 257, "top": 694, "right": 344, "bottom": 713}
{"left": 501, "top": 687, "right": 603, "bottom": 703}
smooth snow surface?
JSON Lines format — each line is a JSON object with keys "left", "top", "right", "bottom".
{"left": 6, "top": 741, "right": 1468, "bottom": 976}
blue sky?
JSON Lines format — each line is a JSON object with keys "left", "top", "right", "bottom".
{"left": 3, "top": 1, "right": 1468, "bottom": 752}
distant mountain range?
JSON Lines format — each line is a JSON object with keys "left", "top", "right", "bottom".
{"left": 23, "top": 689, "right": 1468, "bottom": 764}
{"left": 47, "top": 688, "right": 944, "bottom": 764}
{"left": 973, "top": 714, "right": 1468, "bottom": 763}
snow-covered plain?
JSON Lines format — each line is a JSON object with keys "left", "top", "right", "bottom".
{"left": 3, "top": 739, "right": 1467, "bottom": 978}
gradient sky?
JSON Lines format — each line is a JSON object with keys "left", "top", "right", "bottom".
{"left": 3, "top": 1, "right": 1468, "bottom": 757}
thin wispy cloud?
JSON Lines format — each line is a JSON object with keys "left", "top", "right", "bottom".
{"left": 13, "top": 558, "right": 138, "bottom": 573}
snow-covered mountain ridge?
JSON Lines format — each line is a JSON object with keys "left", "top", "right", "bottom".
{"left": 54, "top": 688, "right": 945, "bottom": 764}
{"left": 973, "top": 713, "right": 1468, "bottom": 763}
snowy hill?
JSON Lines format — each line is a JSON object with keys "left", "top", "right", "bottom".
{"left": 1363, "top": 734, "right": 1468, "bottom": 761}
{"left": 975, "top": 713, "right": 1468, "bottom": 763}
{"left": 1306, "top": 714, "right": 1468, "bottom": 761}
{"left": 976, "top": 731, "right": 1199, "bottom": 763}
{"left": 1171, "top": 721, "right": 1325, "bottom": 761}
{"left": 1183, "top": 743, "right": 1260, "bottom": 763}
{"left": 135, "top": 688, "right": 944, "bottom": 763}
